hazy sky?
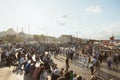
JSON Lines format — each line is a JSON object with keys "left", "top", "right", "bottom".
{"left": 0, "top": 0, "right": 120, "bottom": 39}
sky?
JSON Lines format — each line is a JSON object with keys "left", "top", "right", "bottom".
{"left": 0, "top": 0, "right": 120, "bottom": 40}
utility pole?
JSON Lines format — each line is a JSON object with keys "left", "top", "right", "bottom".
{"left": 28, "top": 24, "right": 30, "bottom": 41}
{"left": 28, "top": 24, "right": 30, "bottom": 35}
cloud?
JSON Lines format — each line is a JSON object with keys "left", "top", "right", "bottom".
{"left": 56, "top": 21, "right": 67, "bottom": 26}
{"left": 90, "top": 23, "right": 120, "bottom": 40}
{"left": 57, "top": 15, "right": 80, "bottom": 27}
{"left": 62, "top": 15, "right": 72, "bottom": 20}
{"left": 40, "top": 26, "right": 48, "bottom": 31}
{"left": 86, "top": 5, "right": 102, "bottom": 13}
{"left": 57, "top": 15, "right": 72, "bottom": 26}
{"left": 99, "top": 23, "right": 120, "bottom": 35}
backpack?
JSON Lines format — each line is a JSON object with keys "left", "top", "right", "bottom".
{"left": 95, "top": 61, "right": 100, "bottom": 67}
{"left": 24, "top": 63, "right": 31, "bottom": 74}
{"left": 90, "top": 64, "right": 94, "bottom": 69}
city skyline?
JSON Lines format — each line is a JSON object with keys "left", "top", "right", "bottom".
{"left": 0, "top": 0, "right": 120, "bottom": 39}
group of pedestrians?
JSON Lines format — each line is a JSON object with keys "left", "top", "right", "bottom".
{"left": 107, "top": 51, "right": 119, "bottom": 68}
{"left": 0, "top": 42, "right": 119, "bottom": 80}
{"left": 0, "top": 43, "right": 84, "bottom": 80}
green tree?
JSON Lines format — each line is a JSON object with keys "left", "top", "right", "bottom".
{"left": 15, "top": 37, "right": 22, "bottom": 42}
{"left": 77, "top": 38, "right": 82, "bottom": 44}
{"left": 39, "top": 34, "right": 46, "bottom": 41}
{"left": 33, "top": 35, "right": 40, "bottom": 41}
{"left": 4, "top": 34, "right": 16, "bottom": 43}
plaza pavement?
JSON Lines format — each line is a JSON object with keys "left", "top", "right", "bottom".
{"left": 0, "top": 54, "right": 120, "bottom": 80}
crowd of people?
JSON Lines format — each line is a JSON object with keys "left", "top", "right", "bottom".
{"left": 0, "top": 42, "right": 120, "bottom": 80}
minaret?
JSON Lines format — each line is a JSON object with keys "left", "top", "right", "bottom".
{"left": 28, "top": 24, "right": 30, "bottom": 41}
{"left": 28, "top": 24, "right": 30, "bottom": 35}
{"left": 16, "top": 26, "right": 18, "bottom": 33}
{"left": 22, "top": 27, "right": 23, "bottom": 33}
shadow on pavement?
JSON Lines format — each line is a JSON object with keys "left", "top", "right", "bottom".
{"left": 0, "top": 61, "right": 6, "bottom": 68}
{"left": 23, "top": 73, "right": 31, "bottom": 80}
{"left": 54, "top": 57, "right": 64, "bottom": 62}
{"left": 99, "top": 70, "right": 120, "bottom": 80}
{"left": 12, "top": 68, "right": 24, "bottom": 75}
{"left": 101, "top": 65, "right": 120, "bottom": 73}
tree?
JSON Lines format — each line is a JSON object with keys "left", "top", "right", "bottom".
{"left": 33, "top": 35, "right": 40, "bottom": 41}
{"left": 15, "top": 36, "right": 23, "bottom": 42}
{"left": 3, "top": 34, "right": 16, "bottom": 43}
{"left": 77, "top": 38, "right": 82, "bottom": 44}
{"left": 39, "top": 34, "right": 46, "bottom": 41}
{"left": 87, "top": 39, "right": 95, "bottom": 44}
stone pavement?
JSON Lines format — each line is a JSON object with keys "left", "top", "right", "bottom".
{"left": 0, "top": 55, "right": 91, "bottom": 80}
{"left": 0, "top": 55, "right": 119, "bottom": 80}
{"left": 55, "top": 54, "right": 120, "bottom": 80}
{"left": 0, "top": 64, "right": 24, "bottom": 80}
{"left": 52, "top": 55, "right": 93, "bottom": 80}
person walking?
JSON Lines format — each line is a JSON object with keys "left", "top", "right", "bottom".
{"left": 107, "top": 54, "right": 113, "bottom": 68}
{"left": 83, "top": 56, "right": 87, "bottom": 67}
{"left": 87, "top": 55, "right": 91, "bottom": 68}
{"left": 19, "top": 55, "right": 25, "bottom": 70}
{"left": 94, "top": 60, "right": 100, "bottom": 76}
{"left": 66, "top": 57, "right": 69, "bottom": 71}
{"left": 90, "top": 63, "right": 95, "bottom": 75}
